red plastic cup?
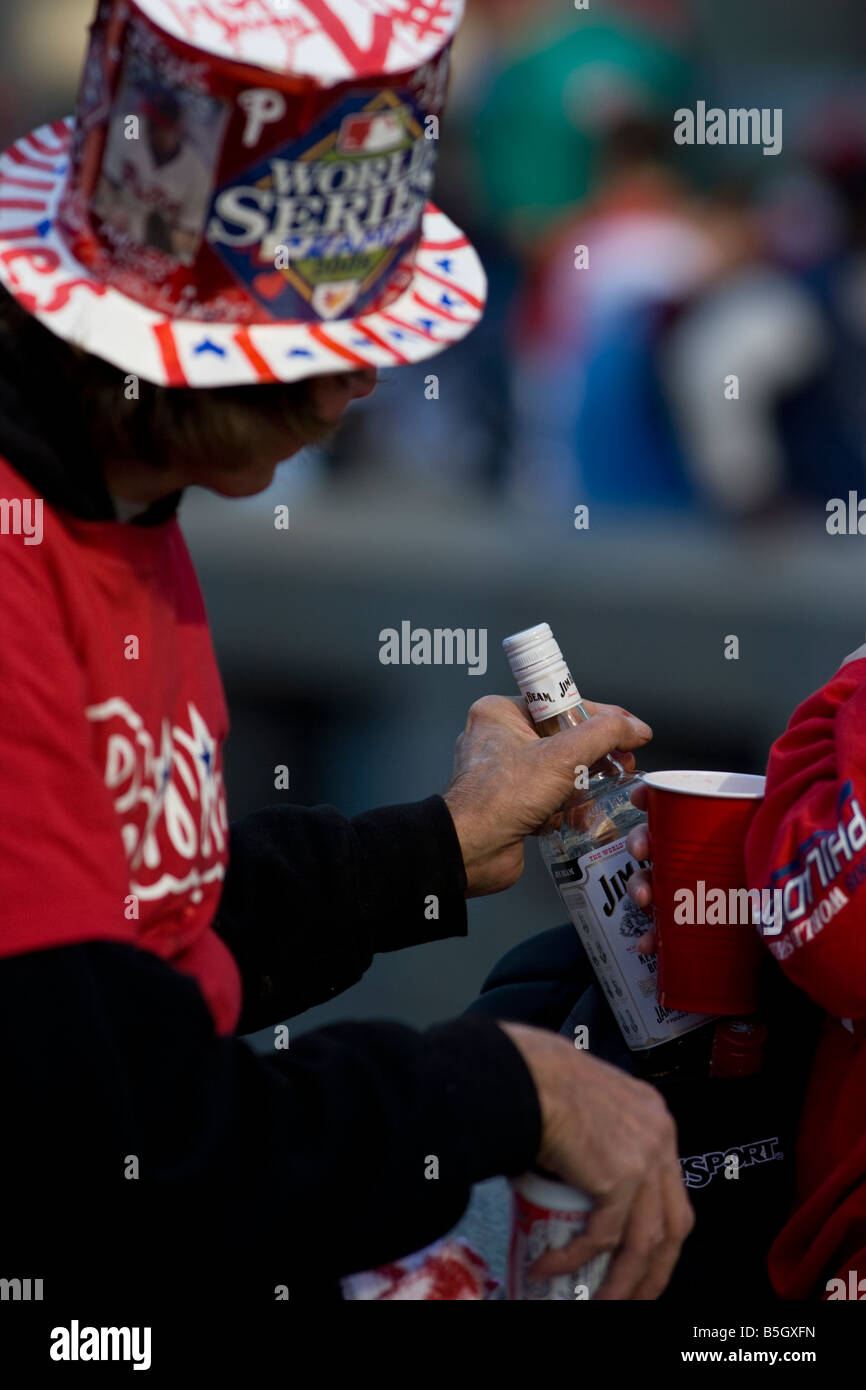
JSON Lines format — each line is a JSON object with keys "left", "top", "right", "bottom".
{"left": 643, "top": 770, "right": 766, "bottom": 1015}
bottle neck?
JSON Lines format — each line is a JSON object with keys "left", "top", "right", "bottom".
{"left": 532, "top": 705, "right": 624, "bottom": 780}
{"left": 502, "top": 628, "right": 624, "bottom": 778}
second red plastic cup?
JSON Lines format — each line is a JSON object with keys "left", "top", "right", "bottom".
{"left": 644, "top": 770, "right": 766, "bottom": 1015}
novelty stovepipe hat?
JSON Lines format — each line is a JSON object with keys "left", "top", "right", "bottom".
{"left": 0, "top": 0, "right": 486, "bottom": 387}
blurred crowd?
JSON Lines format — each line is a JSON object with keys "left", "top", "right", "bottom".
{"left": 2, "top": 0, "right": 866, "bottom": 522}
{"left": 334, "top": 0, "right": 866, "bottom": 522}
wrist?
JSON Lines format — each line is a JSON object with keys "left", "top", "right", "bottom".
{"left": 443, "top": 787, "right": 524, "bottom": 897}
{"left": 443, "top": 787, "right": 482, "bottom": 894}
{"left": 499, "top": 1022, "right": 577, "bottom": 1170}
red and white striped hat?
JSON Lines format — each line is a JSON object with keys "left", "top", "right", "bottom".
{"left": 0, "top": 0, "right": 485, "bottom": 387}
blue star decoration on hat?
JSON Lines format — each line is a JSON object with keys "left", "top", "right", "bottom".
{"left": 193, "top": 338, "right": 227, "bottom": 356}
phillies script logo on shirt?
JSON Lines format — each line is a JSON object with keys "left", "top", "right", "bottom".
{"left": 86, "top": 696, "right": 228, "bottom": 905}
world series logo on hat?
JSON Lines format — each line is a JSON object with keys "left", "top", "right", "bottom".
{"left": 0, "top": 0, "right": 486, "bottom": 388}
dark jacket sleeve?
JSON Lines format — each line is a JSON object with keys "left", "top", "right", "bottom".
{"left": 214, "top": 794, "right": 470, "bottom": 1032}
{"left": 2, "top": 939, "right": 541, "bottom": 1305}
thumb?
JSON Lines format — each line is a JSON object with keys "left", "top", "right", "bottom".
{"left": 531, "top": 1195, "right": 628, "bottom": 1279}
{"left": 537, "top": 711, "right": 652, "bottom": 778}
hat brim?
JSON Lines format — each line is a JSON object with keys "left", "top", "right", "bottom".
{"left": 0, "top": 118, "right": 486, "bottom": 387}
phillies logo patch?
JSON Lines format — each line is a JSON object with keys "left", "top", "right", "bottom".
{"left": 86, "top": 696, "right": 228, "bottom": 906}
{"left": 338, "top": 108, "right": 406, "bottom": 153}
{"left": 206, "top": 88, "right": 436, "bottom": 320}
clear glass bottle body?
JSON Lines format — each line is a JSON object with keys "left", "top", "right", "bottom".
{"left": 533, "top": 707, "right": 714, "bottom": 1068}
{"left": 534, "top": 706, "right": 646, "bottom": 861}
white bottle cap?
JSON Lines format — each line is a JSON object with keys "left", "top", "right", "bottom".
{"left": 503, "top": 623, "right": 583, "bottom": 722}
{"left": 502, "top": 623, "right": 556, "bottom": 668}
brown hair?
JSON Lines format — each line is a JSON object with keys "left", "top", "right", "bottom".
{"left": 0, "top": 285, "right": 333, "bottom": 475}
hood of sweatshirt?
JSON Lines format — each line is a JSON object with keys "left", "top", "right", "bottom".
{"left": 0, "top": 325, "right": 181, "bottom": 526}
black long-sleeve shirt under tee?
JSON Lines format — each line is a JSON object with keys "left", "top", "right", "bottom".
{"left": 0, "top": 330, "right": 541, "bottom": 1307}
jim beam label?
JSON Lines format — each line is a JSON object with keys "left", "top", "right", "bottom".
{"left": 551, "top": 837, "right": 710, "bottom": 1050}
{"left": 519, "top": 661, "right": 583, "bottom": 722}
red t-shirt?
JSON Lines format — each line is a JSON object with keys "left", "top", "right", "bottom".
{"left": 745, "top": 650, "right": 866, "bottom": 1299}
{"left": 0, "top": 455, "right": 241, "bottom": 1034}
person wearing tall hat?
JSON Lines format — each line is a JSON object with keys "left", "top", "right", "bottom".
{"left": 0, "top": 0, "right": 689, "bottom": 1308}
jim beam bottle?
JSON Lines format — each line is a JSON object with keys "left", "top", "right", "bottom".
{"left": 503, "top": 623, "right": 714, "bottom": 1079}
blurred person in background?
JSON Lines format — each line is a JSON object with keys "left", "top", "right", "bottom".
{"left": 766, "top": 99, "right": 866, "bottom": 501}
{"left": 335, "top": 0, "right": 866, "bottom": 525}
{"left": 327, "top": 0, "right": 692, "bottom": 497}
{"left": 505, "top": 113, "right": 725, "bottom": 514}
{"left": 660, "top": 189, "right": 834, "bottom": 520}
{"left": 659, "top": 98, "right": 866, "bottom": 519}
{"left": 471, "top": 0, "right": 692, "bottom": 250}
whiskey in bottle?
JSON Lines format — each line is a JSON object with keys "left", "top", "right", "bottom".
{"left": 503, "top": 623, "right": 715, "bottom": 1080}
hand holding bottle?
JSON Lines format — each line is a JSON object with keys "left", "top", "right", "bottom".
{"left": 625, "top": 781, "right": 657, "bottom": 954}
{"left": 444, "top": 694, "right": 651, "bottom": 897}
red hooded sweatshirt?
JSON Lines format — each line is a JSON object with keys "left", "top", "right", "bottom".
{"left": 745, "top": 645, "right": 866, "bottom": 1301}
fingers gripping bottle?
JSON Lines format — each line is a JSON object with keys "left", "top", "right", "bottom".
{"left": 503, "top": 624, "right": 714, "bottom": 1078}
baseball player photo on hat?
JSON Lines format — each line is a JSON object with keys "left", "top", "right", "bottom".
{"left": 0, "top": 0, "right": 486, "bottom": 386}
